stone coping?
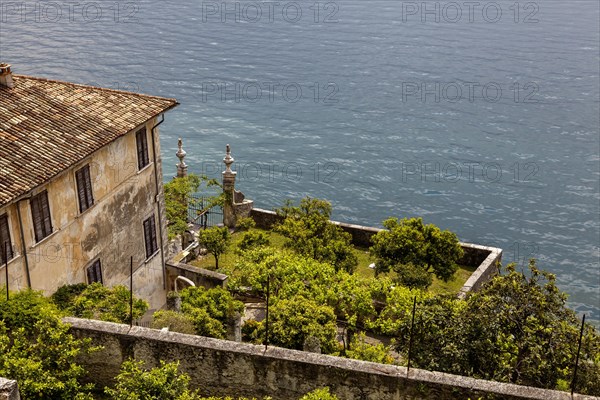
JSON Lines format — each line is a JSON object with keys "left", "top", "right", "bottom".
{"left": 63, "top": 317, "right": 598, "bottom": 400}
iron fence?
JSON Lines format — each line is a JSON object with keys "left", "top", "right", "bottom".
{"left": 188, "top": 194, "right": 223, "bottom": 229}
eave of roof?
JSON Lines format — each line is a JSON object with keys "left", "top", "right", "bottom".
{"left": 0, "top": 74, "right": 179, "bottom": 208}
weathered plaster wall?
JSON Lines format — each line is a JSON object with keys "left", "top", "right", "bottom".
{"left": 0, "top": 377, "right": 19, "bottom": 400}
{"left": 0, "top": 118, "right": 167, "bottom": 309}
{"left": 65, "top": 318, "right": 597, "bottom": 400}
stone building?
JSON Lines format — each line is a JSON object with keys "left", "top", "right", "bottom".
{"left": 0, "top": 63, "right": 178, "bottom": 309}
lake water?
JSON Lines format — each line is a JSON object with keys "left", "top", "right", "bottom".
{"left": 1, "top": 0, "right": 598, "bottom": 321}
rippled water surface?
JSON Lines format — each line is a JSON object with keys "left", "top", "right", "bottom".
{"left": 1, "top": 0, "right": 598, "bottom": 321}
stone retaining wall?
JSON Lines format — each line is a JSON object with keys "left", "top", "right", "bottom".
{"left": 166, "top": 262, "right": 228, "bottom": 291}
{"left": 65, "top": 318, "right": 597, "bottom": 400}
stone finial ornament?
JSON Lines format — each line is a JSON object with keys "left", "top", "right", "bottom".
{"left": 176, "top": 138, "right": 188, "bottom": 178}
{"left": 223, "top": 144, "right": 234, "bottom": 173}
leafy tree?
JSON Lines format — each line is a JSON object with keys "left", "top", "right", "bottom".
{"left": 345, "top": 332, "right": 394, "bottom": 364}
{"left": 275, "top": 197, "right": 358, "bottom": 273}
{"left": 393, "top": 261, "right": 600, "bottom": 395}
{"left": 262, "top": 295, "right": 339, "bottom": 354}
{"left": 164, "top": 174, "right": 224, "bottom": 240}
{"left": 105, "top": 359, "right": 201, "bottom": 400}
{"left": 0, "top": 289, "right": 96, "bottom": 399}
{"left": 57, "top": 282, "right": 149, "bottom": 323}
{"left": 179, "top": 286, "right": 244, "bottom": 339}
{"left": 238, "top": 230, "right": 270, "bottom": 251}
{"left": 198, "top": 226, "right": 231, "bottom": 269}
{"left": 230, "top": 248, "right": 386, "bottom": 329}
{"left": 50, "top": 282, "right": 87, "bottom": 310}
{"left": 369, "top": 217, "right": 463, "bottom": 288}
{"left": 227, "top": 247, "right": 337, "bottom": 303}
{"left": 299, "top": 388, "right": 339, "bottom": 400}
{"left": 368, "top": 285, "right": 432, "bottom": 336}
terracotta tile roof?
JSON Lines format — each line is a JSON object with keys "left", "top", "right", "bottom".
{"left": 0, "top": 74, "right": 178, "bottom": 207}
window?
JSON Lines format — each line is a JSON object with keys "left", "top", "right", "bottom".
{"left": 0, "top": 213, "right": 13, "bottom": 264}
{"left": 75, "top": 164, "right": 94, "bottom": 213}
{"left": 86, "top": 259, "right": 102, "bottom": 284}
{"left": 136, "top": 127, "right": 150, "bottom": 170}
{"left": 30, "top": 191, "right": 53, "bottom": 243}
{"left": 143, "top": 215, "right": 158, "bottom": 259}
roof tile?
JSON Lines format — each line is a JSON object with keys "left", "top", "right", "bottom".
{"left": 0, "top": 74, "right": 178, "bottom": 207}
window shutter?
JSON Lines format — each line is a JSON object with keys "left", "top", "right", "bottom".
{"left": 31, "top": 191, "right": 52, "bottom": 242}
{"left": 40, "top": 193, "right": 52, "bottom": 237}
{"left": 0, "top": 214, "right": 13, "bottom": 263}
{"left": 84, "top": 166, "right": 94, "bottom": 207}
{"left": 76, "top": 165, "right": 94, "bottom": 212}
{"left": 87, "top": 259, "right": 102, "bottom": 284}
{"left": 143, "top": 216, "right": 158, "bottom": 258}
{"left": 31, "top": 196, "right": 44, "bottom": 242}
{"left": 136, "top": 128, "right": 149, "bottom": 170}
{"left": 150, "top": 217, "right": 157, "bottom": 254}
{"left": 76, "top": 168, "right": 86, "bottom": 212}
{"left": 143, "top": 218, "right": 151, "bottom": 258}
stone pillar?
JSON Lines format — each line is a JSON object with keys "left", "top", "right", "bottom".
{"left": 175, "top": 138, "right": 188, "bottom": 178}
{"left": 0, "top": 377, "right": 20, "bottom": 400}
{"left": 227, "top": 311, "right": 242, "bottom": 342}
{"left": 222, "top": 144, "right": 237, "bottom": 228}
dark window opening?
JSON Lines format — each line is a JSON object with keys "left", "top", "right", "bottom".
{"left": 87, "top": 259, "right": 102, "bottom": 284}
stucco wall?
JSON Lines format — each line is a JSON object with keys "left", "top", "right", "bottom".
{"left": 0, "top": 118, "right": 167, "bottom": 309}
{"left": 65, "top": 318, "right": 597, "bottom": 400}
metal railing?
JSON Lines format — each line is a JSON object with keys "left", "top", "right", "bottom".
{"left": 187, "top": 195, "right": 223, "bottom": 229}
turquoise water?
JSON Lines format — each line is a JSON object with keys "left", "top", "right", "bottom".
{"left": 1, "top": 0, "right": 598, "bottom": 321}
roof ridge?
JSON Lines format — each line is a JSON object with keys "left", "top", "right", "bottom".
{"left": 13, "top": 74, "right": 179, "bottom": 104}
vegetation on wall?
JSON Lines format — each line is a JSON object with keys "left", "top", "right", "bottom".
{"left": 52, "top": 282, "right": 149, "bottom": 324}
{"left": 0, "top": 289, "right": 97, "bottom": 399}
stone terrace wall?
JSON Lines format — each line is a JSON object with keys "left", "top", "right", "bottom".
{"left": 65, "top": 318, "right": 597, "bottom": 400}
{"left": 250, "top": 208, "right": 502, "bottom": 295}
{"left": 166, "top": 262, "right": 228, "bottom": 291}
{"left": 0, "top": 378, "right": 20, "bottom": 400}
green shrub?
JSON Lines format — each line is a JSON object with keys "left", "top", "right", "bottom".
{"left": 275, "top": 197, "right": 358, "bottom": 274}
{"left": 152, "top": 310, "right": 196, "bottom": 334}
{"left": 345, "top": 333, "right": 394, "bottom": 364}
{"left": 105, "top": 359, "right": 200, "bottom": 400}
{"left": 0, "top": 289, "right": 96, "bottom": 399}
{"left": 370, "top": 217, "right": 463, "bottom": 288}
{"left": 50, "top": 283, "right": 88, "bottom": 312}
{"left": 238, "top": 230, "right": 270, "bottom": 251}
{"left": 67, "top": 283, "right": 149, "bottom": 323}
{"left": 299, "top": 387, "right": 339, "bottom": 400}
{"left": 180, "top": 286, "right": 244, "bottom": 339}
{"left": 241, "top": 319, "right": 261, "bottom": 342}
{"left": 236, "top": 217, "right": 256, "bottom": 231}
